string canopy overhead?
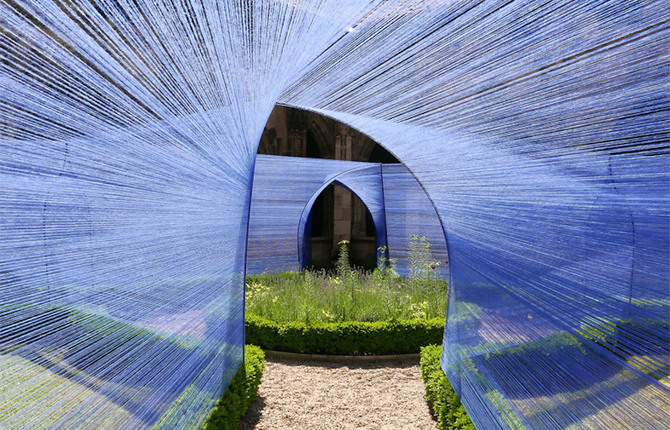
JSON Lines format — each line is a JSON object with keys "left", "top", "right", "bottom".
{"left": 1, "top": 0, "right": 668, "bottom": 429}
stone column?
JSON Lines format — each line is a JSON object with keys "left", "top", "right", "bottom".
{"left": 288, "top": 109, "right": 308, "bottom": 156}
{"left": 335, "top": 123, "right": 352, "bottom": 160}
{"left": 351, "top": 197, "right": 368, "bottom": 238}
{"left": 288, "top": 130, "right": 306, "bottom": 156}
{"left": 333, "top": 124, "right": 353, "bottom": 252}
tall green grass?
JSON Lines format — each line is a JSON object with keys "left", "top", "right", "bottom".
{"left": 245, "top": 239, "right": 448, "bottom": 324}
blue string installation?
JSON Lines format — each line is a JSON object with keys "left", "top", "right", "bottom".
{"left": 1, "top": 0, "right": 668, "bottom": 429}
{"left": 246, "top": 155, "right": 446, "bottom": 275}
{"left": 0, "top": 0, "right": 383, "bottom": 428}
{"left": 246, "top": 154, "right": 387, "bottom": 274}
{"left": 381, "top": 163, "right": 449, "bottom": 278}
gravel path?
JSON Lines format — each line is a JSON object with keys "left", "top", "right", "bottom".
{"left": 241, "top": 356, "right": 439, "bottom": 430}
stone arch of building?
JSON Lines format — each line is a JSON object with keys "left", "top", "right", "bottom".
{"left": 258, "top": 128, "right": 276, "bottom": 154}
{"left": 305, "top": 113, "right": 335, "bottom": 159}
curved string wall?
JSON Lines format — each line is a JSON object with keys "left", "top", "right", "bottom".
{"left": 295, "top": 112, "right": 669, "bottom": 428}
{"left": 280, "top": 1, "right": 669, "bottom": 427}
{"left": 0, "top": 1, "right": 385, "bottom": 428}
{"left": 381, "top": 163, "right": 449, "bottom": 279}
{"left": 297, "top": 163, "right": 388, "bottom": 268}
{"left": 246, "top": 154, "right": 385, "bottom": 274}
{"left": 1, "top": 0, "right": 668, "bottom": 429}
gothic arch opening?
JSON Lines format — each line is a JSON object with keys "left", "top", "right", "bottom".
{"left": 303, "top": 182, "right": 377, "bottom": 270}
{"left": 255, "top": 105, "right": 398, "bottom": 271}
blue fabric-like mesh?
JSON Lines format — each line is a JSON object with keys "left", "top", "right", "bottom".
{"left": 246, "top": 155, "right": 386, "bottom": 274}
{"left": 1, "top": 0, "right": 668, "bottom": 428}
{"left": 381, "top": 164, "right": 449, "bottom": 278}
{"left": 286, "top": 111, "right": 670, "bottom": 429}
{"left": 0, "top": 1, "right": 381, "bottom": 427}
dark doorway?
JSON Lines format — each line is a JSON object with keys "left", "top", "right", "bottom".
{"left": 304, "top": 183, "right": 377, "bottom": 270}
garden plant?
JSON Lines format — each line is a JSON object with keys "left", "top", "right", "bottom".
{"left": 245, "top": 237, "right": 449, "bottom": 354}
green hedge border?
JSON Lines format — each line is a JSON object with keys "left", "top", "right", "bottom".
{"left": 202, "top": 345, "right": 266, "bottom": 430}
{"left": 420, "top": 345, "right": 474, "bottom": 430}
{"left": 246, "top": 314, "right": 444, "bottom": 355}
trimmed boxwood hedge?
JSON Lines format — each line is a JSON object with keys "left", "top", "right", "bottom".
{"left": 202, "top": 345, "right": 266, "bottom": 430}
{"left": 246, "top": 313, "right": 444, "bottom": 355}
{"left": 420, "top": 345, "right": 474, "bottom": 430}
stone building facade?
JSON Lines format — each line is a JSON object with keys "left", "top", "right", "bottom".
{"left": 258, "top": 106, "right": 398, "bottom": 269}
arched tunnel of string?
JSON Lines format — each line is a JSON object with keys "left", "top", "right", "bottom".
{"left": 0, "top": 1, "right": 667, "bottom": 429}
{"left": 245, "top": 106, "right": 450, "bottom": 325}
